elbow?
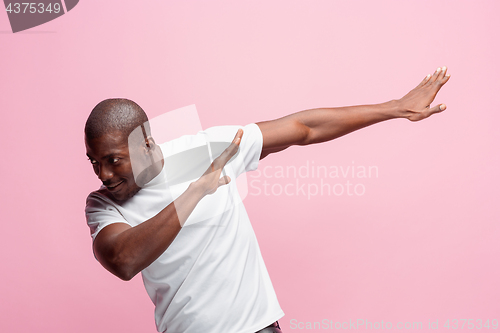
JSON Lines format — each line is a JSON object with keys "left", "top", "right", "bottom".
{"left": 116, "top": 270, "right": 136, "bottom": 281}
{"left": 111, "top": 257, "right": 140, "bottom": 281}
{"left": 295, "top": 120, "right": 313, "bottom": 146}
{"left": 98, "top": 251, "right": 139, "bottom": 281}
{"left": 110, "top": 261, "right": 135, "bottom": 281}
{"left": 93, "top": 230, "right": 142, "bottom": 281}
{"left": 93, "top": 235, "right": 142, "bottom": 281}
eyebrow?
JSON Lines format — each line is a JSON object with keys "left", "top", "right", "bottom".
{"left": 86, "top": 153, "right": 120, "bottom": 160}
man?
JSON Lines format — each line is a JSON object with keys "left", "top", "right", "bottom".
{"left": 85, "top": 67, "right": 450, "bottom": 333}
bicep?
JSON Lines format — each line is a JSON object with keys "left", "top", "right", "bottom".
{"left": 256, "top": 116, "right": 310, "bottom": 159}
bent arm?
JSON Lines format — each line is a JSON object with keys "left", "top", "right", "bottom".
{"left": 257, "top": 67, "right": 450, "bottom": 159}
{"left": 93, "top": 129, "right": 243, "bottom": 281}
{"left": 93, "top": 183, "right": 204, "bottom": 281}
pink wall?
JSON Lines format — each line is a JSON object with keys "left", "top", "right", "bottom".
{"left": 1, "top": 1, "right": 499, "bottom": 332}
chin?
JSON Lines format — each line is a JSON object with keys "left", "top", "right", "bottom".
{"left": 109, "top": 192, "right": 127, "bottom": 203}
{"left": 112, "top": 186, "right": 141, "bottom": 202}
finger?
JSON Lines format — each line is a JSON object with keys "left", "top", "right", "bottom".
{"left": 426, "top": 67, "right": 442, "bottom": 85}
{"left": 439, "top": 66, "right": 447, "bottom": 79}
{"left": 417, "top": 74, "right": 432, "bottom": 88}
{"left": 232, "top": 128, "right": 243, "bottom": 145}
{"left": 218, "top": 142, "right": 239, "bottom": 164}
{"left": 222, "top": 129, "right": 244, "bottom": 159}
{"left": 438, "top": 71, "right": 451, "bottom": 86}
{"left": 212, "top": 129, "right": 244, "bottom": 171}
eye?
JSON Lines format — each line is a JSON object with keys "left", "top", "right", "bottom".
{"left": 111, "top": 158, "right": 120, "bottom": 164}
{"left": 88, "top": 158, "right": 97, "bottom": 165}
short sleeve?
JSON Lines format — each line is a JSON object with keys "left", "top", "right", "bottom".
{"left": 85, "top": 193, "right": 131, "bottom": 241}
{"left": 203, "top": 123, "right": 263, "bottom": 177}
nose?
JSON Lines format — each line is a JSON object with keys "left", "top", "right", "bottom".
{"left": 97, "top": 164, "right": 113, "bottom": 183}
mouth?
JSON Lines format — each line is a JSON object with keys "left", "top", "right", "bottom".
{"left": 106, "top": 180, "right": 124, "bottom": 192}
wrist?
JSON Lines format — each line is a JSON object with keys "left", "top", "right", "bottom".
{"left": 390, "top": 99, "right": 416, "bottom": 120}
{"left": 385, "top": 99, "right": 408, "bottom": 119}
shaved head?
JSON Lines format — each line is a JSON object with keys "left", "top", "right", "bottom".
{"left": 85, "top": 98, "right": 150, "bottom": 141}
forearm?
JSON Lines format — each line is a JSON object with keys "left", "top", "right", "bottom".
{"left": 100, "top": 182, "right": 205, "bottom": 280}
{"left": 295, "top": 100, "right": 404, "bottom": 145}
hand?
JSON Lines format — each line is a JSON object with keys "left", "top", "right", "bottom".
{"left": 398, "top": 67, "right": 451, "bottom": 121}
{"left": 196, "top": 129, "right": 243, "bottom": 196}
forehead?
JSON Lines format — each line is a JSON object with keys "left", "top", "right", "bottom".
{"left": 85, "top": 131, "right": 130, "bottom": 157}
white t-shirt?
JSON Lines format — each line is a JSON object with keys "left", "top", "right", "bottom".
{"left": 85, "top": 123, "right": 284, "bottom": 333}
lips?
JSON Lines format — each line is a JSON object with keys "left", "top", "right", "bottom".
{"left": 106, "top": 181, "right": 124, "bottom": 192}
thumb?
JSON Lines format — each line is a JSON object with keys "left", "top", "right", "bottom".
{"left": 218, "top": 175, "right": 231, "bottom": 187}
{"left": 429, "top": 103, "right": 446, "bottom": 115}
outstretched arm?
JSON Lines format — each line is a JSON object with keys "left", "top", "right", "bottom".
{"left": 257, "top": 67, "right": 450, "bottom": 159}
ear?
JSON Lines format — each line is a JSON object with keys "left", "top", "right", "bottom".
{"left": 143, "top": 136, "right": 157, "bottom": 153}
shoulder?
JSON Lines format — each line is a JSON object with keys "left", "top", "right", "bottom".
{"left": 203, "top": 124, "right": 241, "bottom": 138}
{"left": 85, "top": 189, "right": 121, "bottom": 213}
{"left": 203, "top": 123, "right": 261, "bottom": 141}
{"left": 159, "top": 124, "right": 262, "bottom": 157}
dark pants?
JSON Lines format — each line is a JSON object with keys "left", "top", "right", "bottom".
{"left": 255, "top": 321, "right": 282, "bottom": 333}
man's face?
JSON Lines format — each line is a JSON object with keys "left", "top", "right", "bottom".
{"left": 85, "top": 131, "right": 141, "bottom": 202}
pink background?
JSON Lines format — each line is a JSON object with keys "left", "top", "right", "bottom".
{"left": 1, "top": 1, "right": 499, "bottom": 332}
